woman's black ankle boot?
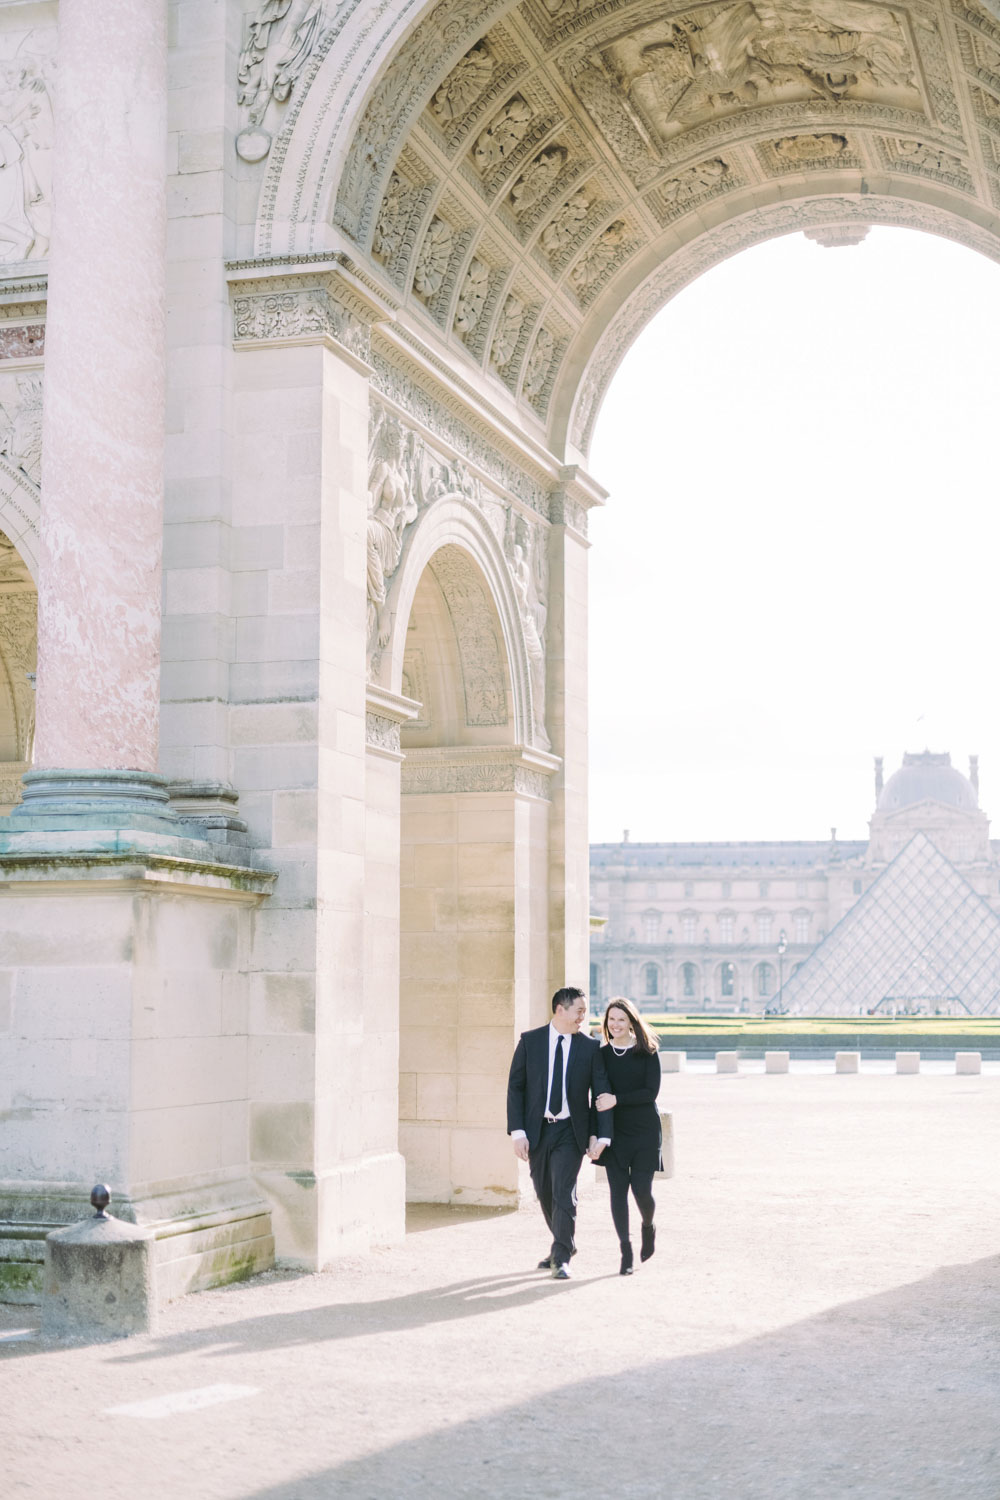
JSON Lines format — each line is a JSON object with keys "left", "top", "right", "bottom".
{"left": 640, "top": 1222, "right": 656, "bottom": 1262}
{"left": 620, "top": 1242, "right": 634, "bottom": 1276}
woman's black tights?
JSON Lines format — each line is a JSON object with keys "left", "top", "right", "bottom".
{"left": 604, "top": 1153, "right": 655, "bottom": 1248}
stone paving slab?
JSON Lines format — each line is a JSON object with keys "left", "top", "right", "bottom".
{"left": 3, "top": 1072, "right": 1000, "bottom": 1499}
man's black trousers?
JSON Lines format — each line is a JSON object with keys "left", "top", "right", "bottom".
{"left": 529, "top": 1118, "right": 584, "bottom": 1266}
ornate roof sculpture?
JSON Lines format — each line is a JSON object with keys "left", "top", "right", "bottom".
{"left": 277, "top": 0, "right": 1000, "bottom": 455}
{"left": 780, "top": 831, "right": 1000, "bottom": 1014}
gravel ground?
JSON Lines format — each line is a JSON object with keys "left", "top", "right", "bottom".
{"left": 3, "top": 1071, "right": 1000, "bottom": 1500}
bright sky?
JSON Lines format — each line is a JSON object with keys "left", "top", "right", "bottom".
{"left": 588, "top": 226, "right": 1000, "bottom": 845}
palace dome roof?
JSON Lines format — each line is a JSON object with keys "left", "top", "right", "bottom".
{"left": 877, "top": 752, "right": 978, "bottom": 813}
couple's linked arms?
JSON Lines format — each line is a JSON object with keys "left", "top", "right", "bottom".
{"left": 506, "top": 1035, "right": 613, "bottom": 1161}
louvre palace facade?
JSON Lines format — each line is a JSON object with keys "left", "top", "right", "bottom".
{"left": 590, "top": 752, "right": 1000, "bottom": 1013}
{"left": 4, "top": 0, "right": 1000, "bottom": 1301}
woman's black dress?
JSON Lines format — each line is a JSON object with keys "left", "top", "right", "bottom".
{"left": 600, "top": 1043, "right": 662, "bottom": 1173}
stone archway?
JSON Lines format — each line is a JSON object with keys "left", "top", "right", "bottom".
{"left": 374, "top": 478, "right": 559, "bottom": 1204}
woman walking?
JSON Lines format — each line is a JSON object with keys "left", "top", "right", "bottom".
{"left": 591, "top": 996, "right": 662, "bottom": 1276}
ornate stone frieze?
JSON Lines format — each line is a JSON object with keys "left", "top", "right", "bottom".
{"left": 548, "top": 490, "right": 588, "bottom": 535}
{"left": 400, "top": 745, "right": 559, "bottom": 797}
{"left": 228, "top": 261, "right": 392, "bottom": 364}
{"left": 365, "top": 684, "right": 421, "bottom": 756}
{"left": 236, "top": 0, "right": 331, "bottom": 163}
{"left": 365, "top": 710, "right": 402, "bottom": 753}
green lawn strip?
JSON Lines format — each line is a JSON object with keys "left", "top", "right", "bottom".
{"left": 645, "top": 1015, "right": 1000, "bottom": 1051}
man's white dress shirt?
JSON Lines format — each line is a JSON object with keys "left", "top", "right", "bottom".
{"left": 511, "top": 1022, "right": 610, "bottom": 1146}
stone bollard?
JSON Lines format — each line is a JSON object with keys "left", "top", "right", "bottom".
{"left": 835, "top": 1052, "right": 860, "bottom": 1074}
{"left": 658, "top": 1111, "right": 675, "bottom": 1178}
{"left": 955, "top": 1052, "right": 982, "bottom": 1075}
{"left": 43, "top": 1186, "right": 157, "bottom": 1339}
{"left": 660, "top": 1050, "right": 686, "bottom": 1073}
{"left": 716, "top": 1051, "right": 739, "bottom": 1074}
{"left": 896, "top": 1052, "right": 920, "bottom": 1074}
{"left": 765, "top": 1051, "right": 789, "bottom": 1073}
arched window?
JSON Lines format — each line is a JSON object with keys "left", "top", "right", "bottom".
{"left": 755, "top": 962, "right": 775, "bottom": 998}
{"left": 719, "top": 961, "right": 736, "bottom": 998}
{"left": 643, "top": 962, "right": 659, "bottom": 997}
{"left": 681, "top": 962, "right": 698, "bottom": 998}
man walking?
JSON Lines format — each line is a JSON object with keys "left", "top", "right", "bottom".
{"left": 506, "top": 986, "right": 614, "bottom": 1279}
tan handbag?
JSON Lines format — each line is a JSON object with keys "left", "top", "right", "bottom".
{"left": 655, "top": 1109, "right": 674, "bottom": 1179}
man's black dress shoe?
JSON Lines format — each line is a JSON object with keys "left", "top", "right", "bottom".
{"left": 538, "top": 1248, "right": 576, "bottom": 1269}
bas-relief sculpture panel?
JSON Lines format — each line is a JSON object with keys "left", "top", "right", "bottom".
{"left": 366, "top": 395, "right": 552, "bottom": 749}
{"left": 0, "top": 25, "right": 54, "bottom": 264}
{"left": 592, "top": 0, "right": 921, "bottom": 150}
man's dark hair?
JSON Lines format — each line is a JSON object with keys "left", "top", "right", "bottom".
{"left": 551, "top": 986, "right": 585, "bottom": 1014}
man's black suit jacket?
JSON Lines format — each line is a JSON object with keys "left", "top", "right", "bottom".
{"left": 506, "top": 1024, "right": 614, "bottom": 1154}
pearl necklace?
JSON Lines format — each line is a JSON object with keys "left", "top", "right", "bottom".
{"left": 610, "top": 1039, "right": 634, "bottom": 1057}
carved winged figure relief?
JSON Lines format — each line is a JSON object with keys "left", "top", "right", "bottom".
{"left": 626, "top": 0, "right": 915, "bottom": 135}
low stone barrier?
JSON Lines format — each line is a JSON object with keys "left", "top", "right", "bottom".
{"left": 716, "top": 1051, "right": 739, "bottom": 1073}
{"left": 896, "top": 1052, "right": 920, "bottom": 1074}
{"left": 43, "top": 1186, "right": 156, "bottom": 1339}
{"left": 765, "top": 1051, "right": 789, "bottom": 1073}
{"left": 956, "top": 1052, "right": 982, "bottom": 1075}
{"left": 835, "top": 1052, "right": 860, "bottom": 1073}
{"left": 660, "top": 1051, "right": 686, "bottom": 1073}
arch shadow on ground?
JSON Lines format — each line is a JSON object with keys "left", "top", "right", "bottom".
{"left": 236, "top": 1252, "right": 1000, "bottom": 1500}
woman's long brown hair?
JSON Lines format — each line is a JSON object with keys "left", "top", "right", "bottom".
{"left": 601, "top": 995, "right": 659, "bottom": 1056}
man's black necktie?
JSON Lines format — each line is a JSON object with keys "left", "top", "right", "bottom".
{"left": 548, "top": 1034, "right": 565, "bottom": 1117}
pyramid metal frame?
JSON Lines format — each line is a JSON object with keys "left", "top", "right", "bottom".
{"left": 779, "top": 832, "right": 1000, "bottom": 1016}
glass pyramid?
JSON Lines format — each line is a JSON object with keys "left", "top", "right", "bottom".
{"left": 780, "top": 832, "right": 1000, "bottom": 1015}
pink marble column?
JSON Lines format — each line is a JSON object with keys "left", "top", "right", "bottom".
{"left": 33, "top": 0, "right": 167, "bottom": 771}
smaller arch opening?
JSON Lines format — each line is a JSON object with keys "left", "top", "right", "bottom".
{"left": 0, "top": 527, "right": 36, "bottom": 813}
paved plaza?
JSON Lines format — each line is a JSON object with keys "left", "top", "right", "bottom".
{"left": 4, "top": 1071, "right": 1000, "bottom": 1500}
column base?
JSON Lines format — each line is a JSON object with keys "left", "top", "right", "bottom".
{"left": 1, "top": 769, "right": 257, "bottom": 866}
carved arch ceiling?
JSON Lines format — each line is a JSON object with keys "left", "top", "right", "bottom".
{"left": 324, "top": 0, "right": 1000, "bottom": 454}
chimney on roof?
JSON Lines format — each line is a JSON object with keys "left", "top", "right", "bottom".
{"left": 830, "top": 827, "right": 837, "bottom": 841}
{"left": 970, "top": 755, "right": 979, "bottom": 797}
{"left": 874, "top": 756, "right": 883, "bottom": 801}
{"left": 623, "top": 829, "right": 629, "bottom": 843}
